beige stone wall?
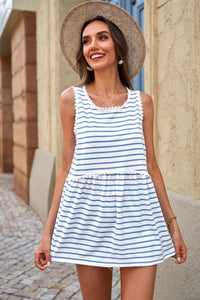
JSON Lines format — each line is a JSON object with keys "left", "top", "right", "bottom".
{"left": 11, "top": 11, "right": 37, "bottom": 204}
{"left": 0, "top": 56, "right": 13, "bottom": 172}
{"left": 145, "top": 0, "right": 200, "bottom": 199}
{"left": 36, "top": 0, "right": 83, "bottom": 172}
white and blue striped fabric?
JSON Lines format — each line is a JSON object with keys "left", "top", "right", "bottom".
{"left": 51, "top": 85, "right": 175, "bottom": 267}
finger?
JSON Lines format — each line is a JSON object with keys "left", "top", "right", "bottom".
{"left": 40, "top": 251, "right": 51, "bottom": 266}
{"left": 175, "top": 245, "right": 186, "bottom": 264}
{"left": 180, "top": 245, "right": 187, "bottom": 263}
{"left": 174, "top": 245, "right": 182, "bottom": 264}
{"left": 35, "top": 260, "right": 48, "bottom": 270}
{"left": 34, "top": 252, "right": 47, "bottom": 270}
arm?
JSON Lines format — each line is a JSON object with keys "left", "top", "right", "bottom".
{"left": 141, "top": 92, "right": 187, "bottom": 264}
{"left": 34, "top": 87, "right": 76, "bottom": 270}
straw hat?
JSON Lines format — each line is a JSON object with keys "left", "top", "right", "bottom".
{"left": 60, "top": 1, "right": 146, "bottom": 79}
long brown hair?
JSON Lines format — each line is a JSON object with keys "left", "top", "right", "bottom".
{"left": 76, "top": 16, "right": 133, "bottom": 89}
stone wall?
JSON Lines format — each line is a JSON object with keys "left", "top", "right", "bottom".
{"left": 11, "top": 11, "right": 37, "bottom": 204}
{"left": 156, "top": 0, "right": 199, "bottom": 199}
{"left": 145, "top": 0, "right": 200, "bottom": 199}
{"left": 0, "top": 56, "right": 13, "bottom": 172}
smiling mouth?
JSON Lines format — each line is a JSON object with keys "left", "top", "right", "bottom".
{"left": 90, "top": 53, "right": 105, "bottom": 60}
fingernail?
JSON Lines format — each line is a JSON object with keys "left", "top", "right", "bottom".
{"left": 177, "top": 257, "right": 181, "bottom": 262}
{"left": 47, "top": 261, "right": 51, "bottom": 266}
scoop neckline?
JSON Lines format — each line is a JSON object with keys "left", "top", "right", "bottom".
{"left": 83, "top": 85, "right": 130, "bottom": 111}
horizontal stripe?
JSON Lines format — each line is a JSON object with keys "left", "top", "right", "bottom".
{"left": 53, "top": 230, "right": 171, "bottom": 246}
{"left": 52, "top": 232, "right": 172, "bottom": 249}
{"left": 56, "top": 214, "right": 165, "bottom": 227}
{"left": 75, "top": 142, "right": 145, "bottom": 152}
{"left": 52, "top": 239, "right": 172, "bottom": 254}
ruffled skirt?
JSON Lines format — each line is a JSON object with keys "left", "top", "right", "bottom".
{"left": 51, "top": 173, "right": 175, "bottom": 267}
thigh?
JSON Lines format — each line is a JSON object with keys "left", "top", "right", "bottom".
{"left": 76, "top": 264, "right": 113, "bottom": 300}
{"left": 120, "top": 265, "right": 157, "bottom": 300}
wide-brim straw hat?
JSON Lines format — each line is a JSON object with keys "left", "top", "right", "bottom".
{"left": 60, "top": 1, "right": 146, "bottom": 80}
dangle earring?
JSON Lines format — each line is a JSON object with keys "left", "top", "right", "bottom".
{"left": 86, "top": 64, "right": 93, "bottom": 72}
{"left": 118, "top": 58, "right": 124, "bottom": 65}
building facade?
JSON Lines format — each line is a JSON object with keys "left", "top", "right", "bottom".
{"left": 0, "top": 0, "right": 199, "bottom": 298}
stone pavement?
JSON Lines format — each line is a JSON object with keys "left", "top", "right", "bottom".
{"left": 0, "top": 172, "right": 121, "bottom": 300}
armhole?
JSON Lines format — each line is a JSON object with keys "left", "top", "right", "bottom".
{"left": 138, "top": 91, "right": 144, "bottom": 121}
{"left": 72, "top": 86, "right": 78, "bottom": 136}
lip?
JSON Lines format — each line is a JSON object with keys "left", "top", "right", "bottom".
{"left": 90, "top": 52, "right": 105, "bottom": 60}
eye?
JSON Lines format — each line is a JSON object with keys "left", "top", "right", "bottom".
{"left": 99, "top": 35, "right": 108, "bottom": 40}
{"left": 82, "top": 39, "right": 90, "bottom": 45}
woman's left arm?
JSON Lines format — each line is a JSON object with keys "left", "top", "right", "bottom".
{"left": 141, "top": 92, "right": 187, "bottom": 264}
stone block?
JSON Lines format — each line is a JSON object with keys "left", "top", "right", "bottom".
{"left": 2, "top": 140, "right": 13, "bottom": 157}
{"left": 2, "top": 155, "right": 13, "bottom": 173}
{"left": 27, "top": 121, "right": 38, "bottom": 148}
{"left": 1, "top": 69, "right": 11, "bottom": 88}
{"left": 13, "top": 121, "right": 37, "bottom": 148}
{"left": 12, "top": 67, "right": 26, "bottom": 98}
{"left": 2, "top": 105, "right": 13, "bottom": 122}
{"left": 30, "top": 149, "right": 56, "bottom": 223}
{"left": 26, "top": 64, "right": 37, "bottom": 92}
{"left": 0, "top": 56, "right": 11, "bottom": 70}
{"left": 3, "top": 121, "right": 12, "bottom": 140}
{"left": 26, "top": 36, "right": 36, "bottom": 64}
{"left": 24, "top": 11, "right": 36, "bottom": 36}
{"left": 12, "top": 64, "right": 37, "bottom": 98}
{"left": 11, "top": 38, "right": 26, "bottom": 76}
{"left": 11, "top": 11, "right": 36, "bottom": 52}
{"left": 13, "top": 122, "right": 26, "bottom": 147}
{"left": 11, "top": 17, "right": 25, "bottom": 53}
{"left": 13, "top": 93, "right": 37, "bottom": 121}
{"left": 13, "top": 144, "right": 27, "bottom": 174}
{"left": 14, "top": 167, "right": 29, "bottom": 204}
{"left": 13, "top": 144, "right": 35, "bottom": 175}
{"left": 1, "top": 88, "right": 12, "bottom": 104}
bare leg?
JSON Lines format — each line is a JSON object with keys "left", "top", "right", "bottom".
{"left": 120, "top": 265, "right": 157, "bottom": 300}
{"left": 76, "top": 265, "right": 113, "bottom": 300}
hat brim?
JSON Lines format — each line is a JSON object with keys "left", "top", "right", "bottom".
{"left": 60, "top": 1, "right": 146, "bottom": 80}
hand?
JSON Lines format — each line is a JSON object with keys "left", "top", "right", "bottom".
{"left": 169, "top": 221, "right": 187, "bottom": 264}
{"left": 34, "top": 237, "right": 51, "bottom": 270}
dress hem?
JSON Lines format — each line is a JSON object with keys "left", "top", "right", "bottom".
{"left": 51, "top": 250, "right": 175, "bottom": 268}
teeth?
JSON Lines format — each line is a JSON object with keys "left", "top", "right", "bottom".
{"left": 91, "top": 54, "right": 104, "bottom": 59}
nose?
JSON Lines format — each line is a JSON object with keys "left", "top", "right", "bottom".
{"left": 90, "top": 37, "right": 99, "bottom": 50}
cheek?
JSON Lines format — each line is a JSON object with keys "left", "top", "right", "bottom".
{"left": 107, "top": 42, "right": 116, "bottom": 58}
{"left": 83, "top": 47, "right": 89, "bottom": 60}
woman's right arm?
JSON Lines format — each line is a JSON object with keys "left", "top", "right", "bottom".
{"left": 34, "top": 87, "right": 76, "bottom": 270}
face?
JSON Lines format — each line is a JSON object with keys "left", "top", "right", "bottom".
{"left": 82, "top": 21, "right": 117, "bottom": 71}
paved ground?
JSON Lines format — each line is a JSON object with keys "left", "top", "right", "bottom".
{"left": 0, "top": 172, "right": 121, "bottom": 300}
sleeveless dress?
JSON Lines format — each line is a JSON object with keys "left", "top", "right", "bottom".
{"left": 51, "top": 85, "right": 175, "bottom": 267}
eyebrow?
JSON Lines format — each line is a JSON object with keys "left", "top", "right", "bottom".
{"left": 82, "top": 30, "right": 110, "bottom": 40}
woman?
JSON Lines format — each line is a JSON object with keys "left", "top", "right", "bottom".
{"left": 35, "top": 2, "right": 187, "bottom": 299}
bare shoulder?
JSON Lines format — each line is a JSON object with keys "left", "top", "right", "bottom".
{"left": 140, "top": 92, "right": 153, "bottom": 108}
{"left": 140, "top": 92, "right": 154, "bottom": 120}
{"left": 60, "top": 87, "right": 75, "bottom": 116}
{"left": 60, "top": 87, "right": 75, "bottom": 106}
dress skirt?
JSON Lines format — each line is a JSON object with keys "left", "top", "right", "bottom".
{"left": 51, "top": 173, "right": 175, "bottom": 267}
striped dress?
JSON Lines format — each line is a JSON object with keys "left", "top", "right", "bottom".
{"left": 51, "top": 85, "right": 175, "bottom": 267}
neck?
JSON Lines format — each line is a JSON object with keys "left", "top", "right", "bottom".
{"left": 91, "top": 66, "right": 125, "bottom": 96}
